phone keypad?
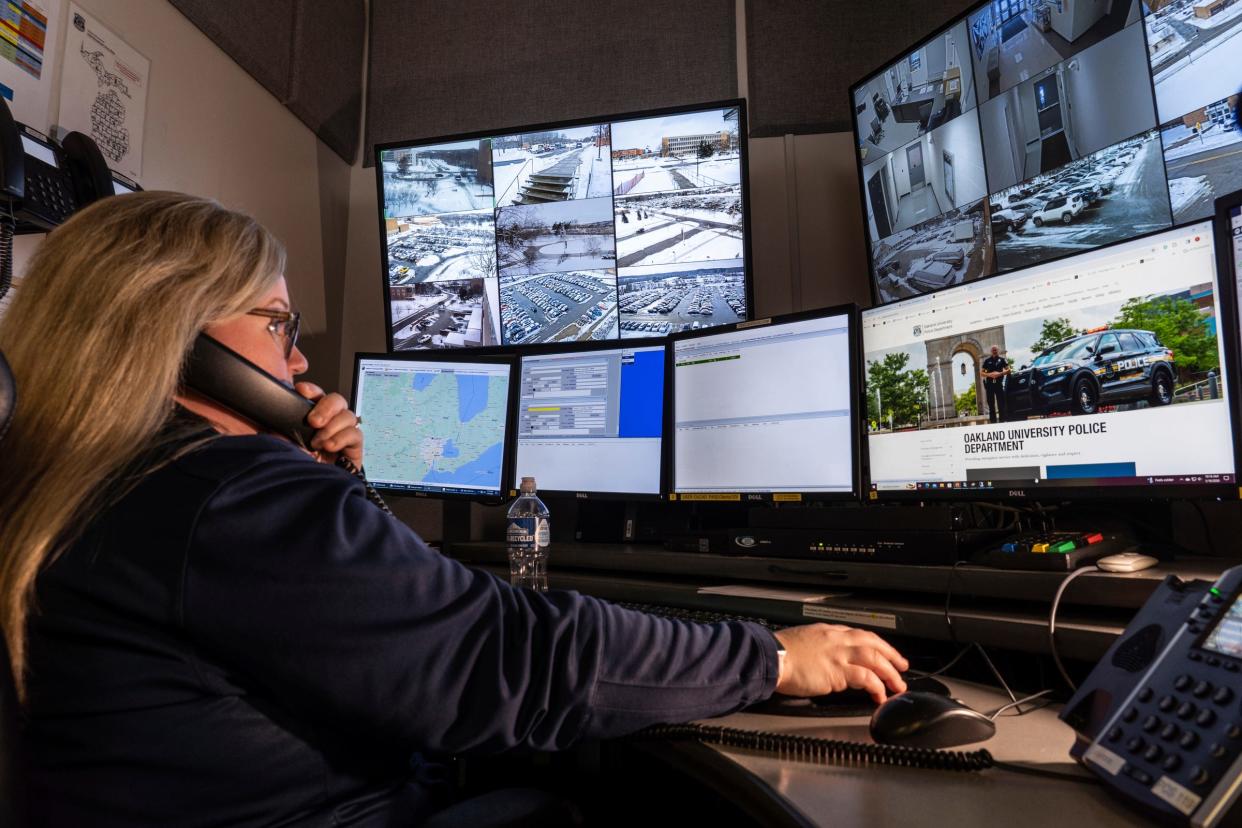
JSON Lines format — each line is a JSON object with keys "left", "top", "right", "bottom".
{"left": 28, "top": 167, "right": 75, "bottom": 222}
{"left": 1100, "top": 596, "right": 1242, "bottom": 798}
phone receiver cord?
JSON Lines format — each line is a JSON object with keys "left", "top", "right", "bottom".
{"left": 635, "top": 724, "right": 1098, "bottom": 783}
{"left": 334, "top": 455, "right": 395, "bottom": 517}
{"left": 0, "top": 212, "right": 14, "bottom": 301}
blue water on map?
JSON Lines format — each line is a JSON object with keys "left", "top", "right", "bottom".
{"left": 423, "top": 441, "right": 503, "bottom": 488}
{"left": 412, "top": 373, "right": 436, "bottom": 392}
{"left": 456, "top": 375, "right": 490, "bottom": 423}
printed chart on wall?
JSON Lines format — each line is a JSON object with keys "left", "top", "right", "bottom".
{"left": 0, "top": 0, "right": 60, "bottom": 129}
{"left": 57, "top": 4, "right": 148, "bottom": 183}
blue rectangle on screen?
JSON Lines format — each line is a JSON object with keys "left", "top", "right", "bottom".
{"left": 618, "top": 350, "right": 664, "bottom": 438}
{"left": 1045, "top": 462, "right": 1137, "bottom": 479}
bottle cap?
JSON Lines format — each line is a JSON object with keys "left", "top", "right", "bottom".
{"left": 519, "top": 476, "right": 536, "bottom": 493}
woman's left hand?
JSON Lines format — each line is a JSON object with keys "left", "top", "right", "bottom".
{"left": 295, "top": 382, "right": 364, "bottom": 467}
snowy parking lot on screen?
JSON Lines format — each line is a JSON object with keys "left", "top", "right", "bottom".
{"left": 617, "top": 260, "right": 747, "bottom": 337}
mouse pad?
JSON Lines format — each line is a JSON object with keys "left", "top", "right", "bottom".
{"left": 747, "top": 675, "right": 951, "bottom": 718}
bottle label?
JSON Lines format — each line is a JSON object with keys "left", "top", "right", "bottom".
{"left": 535, "top": 518, "right": 550, "bottom": 549}
{"left": 507, "top": 517, "right": 536, "bottom": 551}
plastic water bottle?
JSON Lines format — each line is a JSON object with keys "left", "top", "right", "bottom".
{"left": 506, "top": 476, "right": 550, "bottom": 592}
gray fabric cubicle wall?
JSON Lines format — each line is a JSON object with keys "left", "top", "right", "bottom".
{"left": 745, "top": 0, "right": 974, "bottom": 137}
{"left": 364, "top": 0, "right": 737, "bottom": 164}
{"left": 169, "top": 0, "right": 365, "bottom": 163}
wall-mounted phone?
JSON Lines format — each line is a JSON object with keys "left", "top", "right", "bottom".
{"left": 0, "top": 96, "right": 119, "bottom": 301}
{"left": 1063, "top": 564, "right": 1242, "bottom": 826}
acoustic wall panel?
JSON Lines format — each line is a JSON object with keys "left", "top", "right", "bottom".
{"left": 365, "top": 0, "right": 737, "bottom": 165}
{"left": 169, "top": 0, "right": 363, "bottom": 162}
{"left": 746, "top": 0, "right": 973, "bottom": 137}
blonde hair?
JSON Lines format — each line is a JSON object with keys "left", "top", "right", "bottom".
{"left": 0, "top": 191, "right": 286, "bottom": 698}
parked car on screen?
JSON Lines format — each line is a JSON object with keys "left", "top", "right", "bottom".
{"left": 1031, "top": 194, "right": 1086, "bottom": 226}
{"left": 1066, "top": 185, "right": 1102, "bottom": 206}
{"left": 990, "top": 203, "right": 1029, "bottom": 233}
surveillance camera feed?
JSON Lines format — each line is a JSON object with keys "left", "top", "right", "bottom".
{"left": 379, "top": 103, "right": 748, "bottom": 350}
{"left": 853, "top": 0, "right": 1242, "bottom": 304}
{"left": 863, "top": 221, "right": 1235, "bottom": 495}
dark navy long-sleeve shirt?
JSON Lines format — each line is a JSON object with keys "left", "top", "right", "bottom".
{"left": 25, "top": 434, "right": 779, "bottom": 826}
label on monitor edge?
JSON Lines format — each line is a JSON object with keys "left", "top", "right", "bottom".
{"left": 802, "top": 606, "right": 897, "bottom": 630}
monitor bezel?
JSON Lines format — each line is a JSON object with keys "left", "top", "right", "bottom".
{"left": 511, "top": 335, "right": 668, "bottom": 501}
{"left": 373, "top": 98, "right": 755, "bottom": 354}
{"left": 862, "top": 220, "right": 1241, "bottom": 502}
{"left": 665, "top": 303, "right": 863, "bottom": 504}
{"left": 349, "top": 349, "right": 520, "bottom": 502}
{"left": 1213, "top": 188, "right": 1242, "bottom": 502}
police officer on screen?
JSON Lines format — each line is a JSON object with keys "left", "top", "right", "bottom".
{"left": 980, "top": 345, "right": 1010, "bottom": 423}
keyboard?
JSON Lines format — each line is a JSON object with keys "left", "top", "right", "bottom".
{"left": 616, "top": 602, "right": 780, "bottom": 631}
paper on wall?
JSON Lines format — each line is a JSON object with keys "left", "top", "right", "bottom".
{"left": 57, "top": 3, "right": 148, "bottom": 182}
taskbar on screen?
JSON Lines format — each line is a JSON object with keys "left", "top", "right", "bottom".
{"left": 372, "top": 481, "right": 502, "bottom": 497}
{"left": 872, "top": 474, "right": 1236, "bottom": 493}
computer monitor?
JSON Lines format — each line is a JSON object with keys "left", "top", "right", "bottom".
{"left": 863, "top": 221, "right": 1237, "bottom": 499}
{"left": 376, "top": 100, "right": 752, "bottom": 351}
{"left": 851, "top": 0, "right": 1239, "bottom": 305}
{"left": 669, "top": 306, "right": 860, "bottom": 501}
{"left": 514, "top": 339, "right": 665, "bottom": 498}
{"left": 350, "top": 352, "right": 517, "bottom": 498}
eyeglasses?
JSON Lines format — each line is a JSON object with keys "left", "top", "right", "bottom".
{"left": 246, "top": 308, "right": 301, "bottom": 358}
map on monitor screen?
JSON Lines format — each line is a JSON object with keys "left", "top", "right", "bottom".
{"left": 356, "top": 359, "right": 509, "bottom": 495}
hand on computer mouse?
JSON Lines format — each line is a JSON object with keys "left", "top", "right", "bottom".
{"left": 773, "top": 624, "right": 909, "bottom": 704}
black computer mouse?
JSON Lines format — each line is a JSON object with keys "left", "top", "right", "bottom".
{"left": 869, "top": 691, "right": 996, "bottom": 749}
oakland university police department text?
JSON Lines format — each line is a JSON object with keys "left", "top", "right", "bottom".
{"left": 963, "top": 422, "right": 1108, "bottom": 454}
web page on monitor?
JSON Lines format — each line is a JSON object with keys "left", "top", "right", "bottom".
{"left": 863, "top": 222, "right": 1235, "bottom": 492}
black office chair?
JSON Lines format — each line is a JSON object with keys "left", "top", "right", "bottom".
{"left": 0, "top": 347, "right": 27, "bottom": 828}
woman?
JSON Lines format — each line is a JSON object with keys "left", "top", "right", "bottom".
{"left": 0, "top": 192, "right": 907, "bottom": 826}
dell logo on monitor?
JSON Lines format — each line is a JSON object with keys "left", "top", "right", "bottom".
{"left": 1008, "top": 490, "right": 1027, "bottom": 497}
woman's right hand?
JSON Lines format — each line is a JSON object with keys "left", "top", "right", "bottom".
{"left": 773, "top": 624, "right": 909, "bottom": 704}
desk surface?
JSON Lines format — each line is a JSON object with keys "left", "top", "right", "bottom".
{"left": 655, "top": 678, "right": 1147, "bottom": 827}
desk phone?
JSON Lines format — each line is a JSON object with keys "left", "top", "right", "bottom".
{"left": 1070, "top": 564, "right": 1242, "bottom": 826}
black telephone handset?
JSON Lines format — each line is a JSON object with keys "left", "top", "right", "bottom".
{"left": 1063, "top": 564, "right": 1242, "bottom": 826}
{"left": 184, "top": 335, "right": 393, "bottom": 514}
{"left": 184, "top": 334, "right": 316, "bottom": 445}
